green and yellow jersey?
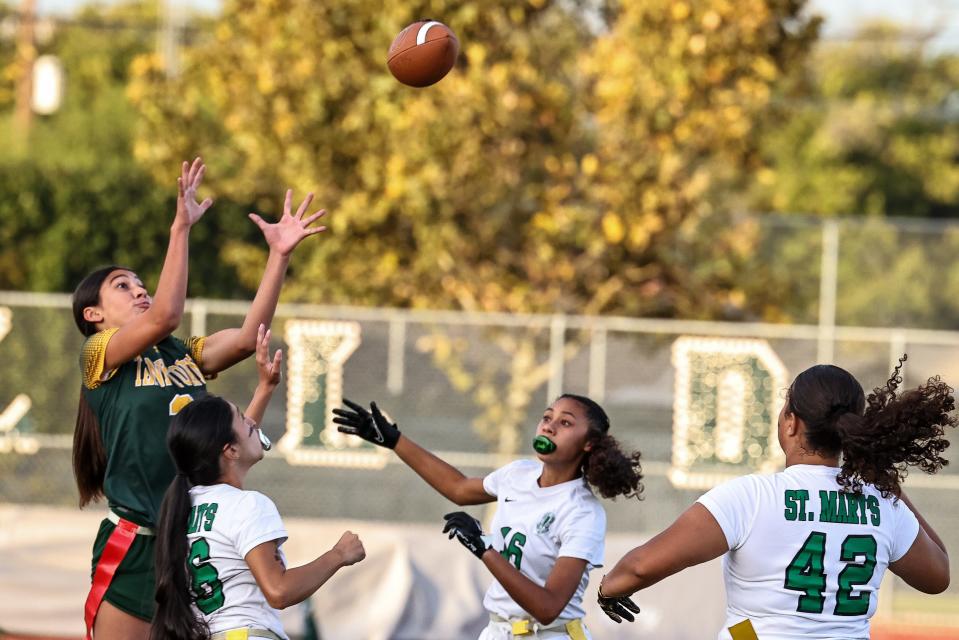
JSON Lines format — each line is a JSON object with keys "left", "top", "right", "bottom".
{"left": 80, "top": 329, "right": 208, "bottom": 525}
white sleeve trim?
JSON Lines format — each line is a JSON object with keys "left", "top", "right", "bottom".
{"left": 239, "top": 530, "right": 289, "bottom": 559}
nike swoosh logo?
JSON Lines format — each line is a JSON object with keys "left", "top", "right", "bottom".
{"left": 371, "top": 424, "right": 385, "bottom": 443}
{"left": 504, "top": 498, "right": 516, "bottom": 502}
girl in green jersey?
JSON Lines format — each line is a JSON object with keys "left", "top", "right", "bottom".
{"left": 71, "top": 158, "right": 327, "bottom": 640}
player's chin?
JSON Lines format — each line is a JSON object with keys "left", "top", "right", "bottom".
{"left": 534, "top": 449, "right": 556, "bottom": 462}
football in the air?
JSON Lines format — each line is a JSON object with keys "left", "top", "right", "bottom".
{"left": 387, "top": 20, "right": 460, "bottom": 87}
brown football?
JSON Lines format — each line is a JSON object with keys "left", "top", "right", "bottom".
{"left": 387, "top": 20, "right": 459, "bottom": 88}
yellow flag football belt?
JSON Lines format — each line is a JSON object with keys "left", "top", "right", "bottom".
{"left": 728, "top": 619, "right": 760, "bottom": 640}
{"left": 491, "top": 614, "right": 588, "bottom": 639}
{"left": 209, "top": 628, "right": 284, "bottom": 640}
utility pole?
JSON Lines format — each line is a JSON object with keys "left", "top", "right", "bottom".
{"left": 158, "top": 0, "right": 181, "bottom": 77}
{"left": 13, "top": 0, "right": 37, "bottom": 149}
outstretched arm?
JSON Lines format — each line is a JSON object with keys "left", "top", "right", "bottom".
{"left": 600, "top": 503, "right": 728, "bottom": 597}
{"left": 199, "top": 190, "right": 327, "bottom": 374}
{"left": 101, "top": 158, "right": 212, "bottom": 372}
{"left": 334, "top": 400, "right": 494, "bottom": 506}
{"left": 246, "top": 531, "right": 365, "bottom": 610}
{"left": 244, "top": 324, "right": 282, "bottom": 426}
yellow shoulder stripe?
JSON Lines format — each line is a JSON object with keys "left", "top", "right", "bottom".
{"left": 81, "top": 328, "right": 119, "bottom": 389}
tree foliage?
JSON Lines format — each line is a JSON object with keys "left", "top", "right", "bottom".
{"left": 126, "top": 0, "right": 819, "bottom": 449}
{"left": 0, "top": 1, "right": 256, "bottom": 295}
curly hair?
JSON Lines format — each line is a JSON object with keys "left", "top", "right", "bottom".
{"left": 558, "top": 394, "right": 644, "bottom": 500}
{"left": 788, "top": 356, "right": 957, "bottom": 498}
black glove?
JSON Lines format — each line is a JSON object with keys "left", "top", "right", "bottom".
{"left": 442, "top": 512, "right": 493, "bottom": 560}
{"left": 333, "top": 399, "right": 400, "bottom": 449}
{"left": 597, "top": 581, "right": 640, "bottom": 623}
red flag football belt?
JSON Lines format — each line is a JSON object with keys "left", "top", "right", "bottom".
{"left": 83, "top": 514, "right": 153, "bottom": 639}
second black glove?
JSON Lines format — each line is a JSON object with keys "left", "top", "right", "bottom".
{"left": 442, "top": 511, "right": 493, "bottom": 560}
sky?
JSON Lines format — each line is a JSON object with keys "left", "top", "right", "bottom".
{"left": 28, "top": 0, "right": 959, "bottom": 53}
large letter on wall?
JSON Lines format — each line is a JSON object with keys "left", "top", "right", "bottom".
{"left": 0, "top": 308, "right": 35, "bottom": 454}
{"left": 279, "top": 320, "right": 385, "bottom": 468}
{"left": 670, "top": 336, "right": 788, "bottom": 489}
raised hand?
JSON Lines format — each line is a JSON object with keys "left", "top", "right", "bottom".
{"left": 175, "top": 157, "right": 213, "bottom": 227}
{"left": 597, "top": 583, "right": 641, "bottom": 623}
{"left": 333, "top": 399, "right": 401, "bottom": 449}
{"left": 332, "top": 531, "right": 366, "bottom": 566}
{"left": 249, "top": 189, "right": 328, "bottom": 257}
{"left": 254, "top": 323, "right": 282, "bottom": 389}
{"left": 442, "top": 512, "right": 492, "bottom": 560}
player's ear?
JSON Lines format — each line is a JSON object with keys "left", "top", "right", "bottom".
{"left": 785, "top": 413, "right": 801, "bottom": 438}
{"left": 82, "top": 306, "right": 103, "bottom": 324}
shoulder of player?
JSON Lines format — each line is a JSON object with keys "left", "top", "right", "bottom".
{"left": 496, "top": 458, "right": 542, "bottom": 480}
{"left": 192, "top": 484, "right": 268, "bottom": 511}
{"left": 555, "top": 485, "right": 605, "bottom": 522}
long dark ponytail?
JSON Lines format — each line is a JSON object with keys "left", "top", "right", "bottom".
{"left": 152, "top": 395, "right": 236, "bottom": 640}
{"left": 787, "top": 356, "right": 957, "bottom": 497}
{"left": 559, "top": 394, "right": 644, "bottom": 500}
{"left": 71, "top": 265, "right": 129, "bottom": 507}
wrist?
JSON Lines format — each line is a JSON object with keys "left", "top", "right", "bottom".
{"left": 170, "top": 221, "right": 192, "bottom": 234}
{"left": 330, "top": 546, "right": 347, "bottom": 569}
{"left": 268, "top": 247, "right": 294, "bottom": 261}
{"left": 598, "top": 574, "right": 625, "bottom": 599}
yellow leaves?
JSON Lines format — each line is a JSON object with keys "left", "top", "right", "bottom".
{"left": 671, "top": 2, "right": 691, "bottom": 21}
{"left": 602, "top": 212, "right": 625, "bottom": 244}
{"left": 628, "top": 224, "right": 652, "bottom": 251}
{"left": 688, "top": 34, "right": 707, "bottom": 55}
{"left": 384, "top": 155, "right": 407, "bottom": 199}
{"left": 751, "top": 56, "right": 778, "bottom": 82}
{"left": 532, "top": 211, "right": 556, "bottom": 232}
{"left": 702, "top": 10, "right": 722, "bottom": 31}
{"left": 215, "top": 22, "right": 233, "bottom": 42}
{"left": 256, "top": 64, "right": 276, "bottom": 94}
{"left": 581, "top": 154, "right": 599, "bottom": 176}
{"left": 466, "top": 43, "right": 487, "bottom": 66}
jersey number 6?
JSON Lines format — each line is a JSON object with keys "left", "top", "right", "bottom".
{"left": 188, "top": 538, "right": 226, "bottom": 614}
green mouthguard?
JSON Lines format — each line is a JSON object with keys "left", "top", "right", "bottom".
{"left": 533, "top": 435, "right": 556, "bottom": 454}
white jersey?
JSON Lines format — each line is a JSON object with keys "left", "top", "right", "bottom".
{"left": 697, "top": 464, "right": 920, "bottom": 640}
{"left": 482, "top": 460, "right": 606, "bottom": 621}
{"left": 187, "top": 483, "right": 289, "bottom": 639}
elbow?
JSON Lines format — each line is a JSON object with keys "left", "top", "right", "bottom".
{"left": 449, "top": 486, "right": 472, "bottom": 507}
{"left": 235, "top": 336, "right": 257, "bottom": 357}
{"left": 262, "top": 585, "right": 292, "bottom": 610}
{"left": 150, "top": 308, "right": 182, "bottom": 334}
{"left": 927, "top": 571, "right": 950, "bottom": 595}
{"left": 530, "top": 603, "right": 564, "bottom": 627}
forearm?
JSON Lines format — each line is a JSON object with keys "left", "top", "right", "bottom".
{"left": 149, "top": 224, "right": 192, "bottom": 326}
{"left": 393, "top": 435, "right": 476, "bottom": 505}
{"left": 482, "top": 552, "right": 566, "bottom": 625}
{"left": 237, "top": 251, "right": 291, "bottom": 348}
{"left": 246, "top": 384, "right": 277, "bottom": 425}
{"left": 271, "top": 549, "right": 346, "bottom": 609}
{"left": 601, "top": 548, "right": 661, "bottom": 597}
{"left": 900, "top": 491, "right": 948, "bottom": 555}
